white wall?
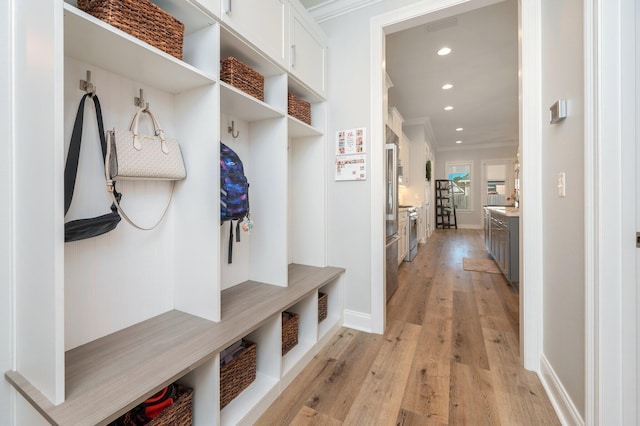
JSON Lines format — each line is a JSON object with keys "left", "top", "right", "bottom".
{"left": 1, "top": 0, "right": 13, "bottom": 423}
{"left": 321, "top": 0, "right": 419, "bottom": 319}
{"left": 541, "top": 0, "right": 585, "bottom": 417}
{"left": 435, "top": 145, "right": 517, "bottom": 227}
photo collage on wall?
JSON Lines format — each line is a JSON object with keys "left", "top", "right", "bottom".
{"left": 335, "top": 127, "right": 366, "bottom": 181}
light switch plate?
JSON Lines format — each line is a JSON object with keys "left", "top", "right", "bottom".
{"left": 550, "top": 100, "right": 567, "bottom": 124}
{"left": 557, "top": 172, "right": 566, "bottom": 197}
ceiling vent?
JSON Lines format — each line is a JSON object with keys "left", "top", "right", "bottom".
{"left": 426, "top": 17, "right": 458, "bottom": 32}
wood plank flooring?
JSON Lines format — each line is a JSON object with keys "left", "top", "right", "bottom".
{"left": 256, "top": 229, "right": 560, "bottom": 425}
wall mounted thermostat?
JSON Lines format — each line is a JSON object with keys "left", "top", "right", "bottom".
{"left": 549, "top": 100, "right": 567, "bottom": 124}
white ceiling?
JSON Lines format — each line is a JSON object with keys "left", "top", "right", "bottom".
{"left": 299, "top": 0, "right": 519, "bottom": 151}
{"left": 385, "top": 0, "right": 519, "bottom": 151}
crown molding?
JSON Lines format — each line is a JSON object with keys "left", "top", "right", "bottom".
{"left": 308, "top": 0, "right": 382, "bottom": 23}
{"left": 403, "top": 116, "right": 438, "bottom": 150}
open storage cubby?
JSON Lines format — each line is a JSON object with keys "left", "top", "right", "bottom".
{"left": 220, "top": 316, "right": 280, "bottom": 425}
{"left": 318, "top": 277, "right": 344, "bottom": 347}
{"left": 220, "top": 26, "right": 287, "bottom": 112}
{"left": 8, "top": 1, "right": 336, "bottom": 425}
{"left": 62, "top": 0, "right": 221, "bottom": 344}
{"left": 281, "top": 294, "right": 316, "bottom": 385}
{"left": 288, "top": 77, "right": 327, "bottom": 268}
{"left": 219, "top": 111, "right": 289, "bottom": 289}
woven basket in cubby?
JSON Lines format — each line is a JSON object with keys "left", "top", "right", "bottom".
{"left": 282, "top": 311, "right": 299, "bottom": 356}
{"left": 77, "top": 0, "right": 184, "bottom": 60}
{"left": 221, "top": 57, "right": 265, "bottom": 101}
{"left": 318, "top": 292, "right": 328, "bottom": 323}
{"left": 220, "top": 339, "right": 257, "bottom": 409}
{"left": 288, "top": 93, "right": 311, "bottom": 125}
{"left": 109, "top": 383, "right": 193, "bottom": 426}
{"left": 148, "top": 384, "right": 193, "bottom": 426}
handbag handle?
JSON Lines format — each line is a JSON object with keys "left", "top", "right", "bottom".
{"left": 105, "top": 130, "right": 175, "bottom": 231}
{"left": 129, "top": 107, "right": 170, "bottom": 154}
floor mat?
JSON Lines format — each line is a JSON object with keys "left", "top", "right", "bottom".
{"left": 463, "top": 257, "right": 501, "bottom": 274}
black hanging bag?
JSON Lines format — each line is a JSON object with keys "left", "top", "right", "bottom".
{"left": 64, "top": 93, "right": 121, "bottom": 242}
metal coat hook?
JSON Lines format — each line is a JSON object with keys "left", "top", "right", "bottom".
{"left": 79, "top": 70, "right": 96, "bottom": 95}
{"left": 228, "top": 120, "right": 239, "bottom": 138}
{"left": 134, "top": 88, "right": 149, "bottom": 110}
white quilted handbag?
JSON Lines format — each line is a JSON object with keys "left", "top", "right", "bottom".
{"left": 106, "top": 107, "right": 186, "bottom": 181}
{"left": 105, "top": 107, "right": 186, "bottom": 230}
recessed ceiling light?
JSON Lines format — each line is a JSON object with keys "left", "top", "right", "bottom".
{"left": 442, "top": 83, "right": 453, "bottom": 90}
{"left": 456, "top": 127, "right": 463, "bottom": 131}
{"left": 456, "top": 140, "right": 462, "bottom": 144}
{"left": 444, "top": 106, "right": 454, "bottom": 111}
{"left": 437, "top": 47, "right": 452, "bottom": 56}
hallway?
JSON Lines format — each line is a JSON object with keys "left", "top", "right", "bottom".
{"left": 256, "top": 229, "right": 560, "bottom": 425}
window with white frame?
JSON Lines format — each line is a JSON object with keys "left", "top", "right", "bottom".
{"left": 446, "top": 161, "right": 473, "bottom": 211}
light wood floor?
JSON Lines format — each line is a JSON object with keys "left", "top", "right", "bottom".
{"left": 256, "top": 229, "right": 560, "bottom": 425}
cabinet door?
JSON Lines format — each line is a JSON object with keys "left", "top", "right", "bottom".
{"left": 222, "top": 0, "right": 287, "bottom": 67}
{"left": 398, "top": 219, "right": 407, "bottom": 264}
{"left": 193, "top": 0, "right": 221, "bottom": 18}
{"left": 399, "top": 133, "right": 410, "bottom": 185}
{"left": 290, "top": 6, "right": 326, "bottom": 96}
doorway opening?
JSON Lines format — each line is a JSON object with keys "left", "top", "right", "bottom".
{"left": 371, "top": 0, "right": 542, "bottom": 371}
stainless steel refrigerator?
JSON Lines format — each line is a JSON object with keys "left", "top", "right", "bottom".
{"left": 385, "top": 127, "right": 399, "bottom": 301}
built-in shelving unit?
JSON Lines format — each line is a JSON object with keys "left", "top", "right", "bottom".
{"left": 7, "top": 0, "right": 336, "bottom": 424}
{"left": 7, "top": 265, "right": 344, "bottom": 426}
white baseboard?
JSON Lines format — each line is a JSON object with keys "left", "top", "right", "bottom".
{"left": 457, "top": 224, "right": 483, "bottom": 230}
{"left": 539, "top": 354, "right": 585, "bottom": 426}
{"left": 343, "top": 309, "right": 373, "bottom": 333}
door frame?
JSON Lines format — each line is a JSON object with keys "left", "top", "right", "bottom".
{"left": 585, "top": 0, "right": 638, "bottom": 423}
{"left": 369, "top": 0, "right": 542, "bottom": 370}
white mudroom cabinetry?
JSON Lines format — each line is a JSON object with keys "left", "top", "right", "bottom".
{"left": 6, "top": 1, "right": 338, "bottom": 425}
{"left": 220, "top": 0, "right": 289, "bottom": 68}
{"left": 288, "top": 1, "right": 327, "bottom": 97}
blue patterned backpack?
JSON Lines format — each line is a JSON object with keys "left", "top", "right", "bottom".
{"left": 220, "top": 142, "right": 250, "bottom": 263}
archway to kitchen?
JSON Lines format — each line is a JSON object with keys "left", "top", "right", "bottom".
{"left": 369, "top": 0, "right": 542, "bottom": 371}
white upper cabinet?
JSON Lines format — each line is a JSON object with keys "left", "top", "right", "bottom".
{"left": 289, "top": 3, "right": 326, "bottom": 97}
{"left": 399, "top": 132, "right": 410, "bottom": 186}
{"left": 221, "top": 0, "right": 288, "bottom": 68}
{"left": 191, "top": 0, "right": 221, "bottom": 18}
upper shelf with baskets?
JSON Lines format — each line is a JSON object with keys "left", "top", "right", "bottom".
{"left": 64, "top": 2, "right": 217, "bottom": 93}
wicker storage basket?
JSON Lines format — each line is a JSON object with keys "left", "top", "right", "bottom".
{"left": 220, "top": 339, "right": 257, "bottom": 409}
{"left": 318, "top": 292, "right": 328, "bottom": 323}
{"left": 109, "top": 383, "right": 193, "bottom": 426}
{"left": 148, "top": 384, "right": 193, "bottom": 426}
{"left": 281, "top": 312, "right": 299, "bottom": 356}
{"left": 77, "top": 0, "right": 184, "bottom": 60}
{"left": 221, "top": 57, "right": 265, "bottom": 101}
{"left": 288, "top": 93, "right": 311, "bottom": 125}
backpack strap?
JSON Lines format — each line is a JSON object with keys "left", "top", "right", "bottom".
{"left": 228, "top": 221, "right": 233, "bottom": 264}
{"left": 227, "top": 219, "right": 244, "bottom": 264}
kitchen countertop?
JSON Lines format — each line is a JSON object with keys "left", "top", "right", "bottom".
{"left": 485, "top": 206, "right": 521, "bottom": 217}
